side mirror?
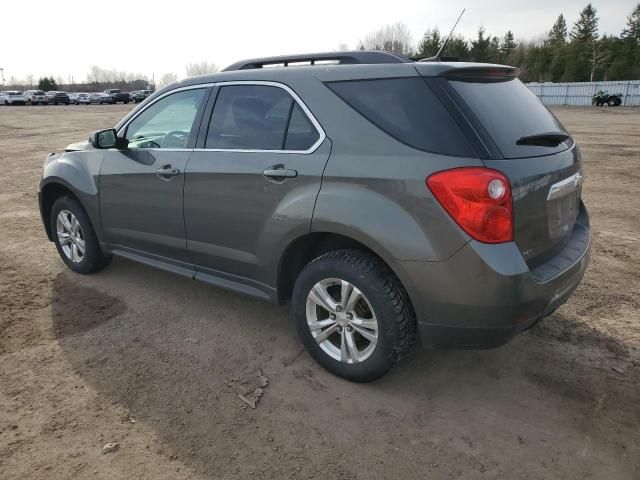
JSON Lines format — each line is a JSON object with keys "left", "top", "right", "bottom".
{"left": 89, "top": 128, "right": 125, "bottom": 149}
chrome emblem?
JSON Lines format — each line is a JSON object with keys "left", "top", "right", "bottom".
{"left": 547, "top": 172, "right": 584, "bottom": 201}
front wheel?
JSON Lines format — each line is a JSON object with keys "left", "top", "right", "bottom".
{"left": 292, "top": 250, "right": 415, "bottom": 382}
{"left": 50, "top": 196, "right": 111, "bottom": 274}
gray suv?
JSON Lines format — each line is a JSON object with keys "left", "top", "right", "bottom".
{"left": 38, "top": 51, "right": 590, "bottom": 381}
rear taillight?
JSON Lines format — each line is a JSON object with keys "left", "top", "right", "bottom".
{"left": 426, "top": 167, "right": 513, "bottom": 243}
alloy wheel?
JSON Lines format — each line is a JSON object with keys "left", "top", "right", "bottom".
{"left": 56, "top": 210, "right": 85, "bottom": 263}
{"left": 305, "top": 278, "right": 379, "bottom": 364}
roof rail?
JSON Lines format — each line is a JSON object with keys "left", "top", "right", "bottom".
{"left": 222, "top": 50, "right": 412, "bottom": 72}
{"left": 418, "top": 55, "right": 465, "bottom": 63}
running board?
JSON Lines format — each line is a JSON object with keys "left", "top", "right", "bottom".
{"left": 111, "top": 249, "right": 273, "bottom": 302}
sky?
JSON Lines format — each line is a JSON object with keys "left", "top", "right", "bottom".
{"left": 0, "top": 0, "right": 636, "bottom": 84}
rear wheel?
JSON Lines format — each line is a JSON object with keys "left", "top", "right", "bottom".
{"left": 292, "top": 249, "right": 415, "bottom": 382}
{"left": 50, "top": 196, "right": 111, "bottom": 274}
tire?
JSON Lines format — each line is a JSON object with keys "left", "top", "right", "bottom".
{"left": 614, "top": 97, "right": 622, "bottom": 106}
{"left": 50, "top": 196, "right": 111, "bottom": 274}
{"left": 608, "top": 98, "right": 616, "bottom": 106}
{"left": 292, "top": 249, "right": 415, "bottom": 382}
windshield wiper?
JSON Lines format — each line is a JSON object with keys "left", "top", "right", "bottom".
{"left": 516, "top": 132, "right": 570, "bottom": 147}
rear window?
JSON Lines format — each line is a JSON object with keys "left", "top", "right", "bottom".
{"left": 326, "top": 77, "right": 475, "bottom": 157}
{"left": 449, "top": 78, "right": 572, "bottom": 159}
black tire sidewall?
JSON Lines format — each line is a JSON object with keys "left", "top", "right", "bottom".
{"left": 292, "top": 252, "right": 401, "bottom": 382}
{"left": 50, "top": 196, "right": 106, "bottom": 274}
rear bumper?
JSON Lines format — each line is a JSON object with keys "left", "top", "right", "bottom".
{"left": 395, "top": 205, "right": 590, "bottom": 349}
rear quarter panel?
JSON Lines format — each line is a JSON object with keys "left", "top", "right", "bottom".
{"left": 300, "top": 72, "right": 483, "bottom": 262}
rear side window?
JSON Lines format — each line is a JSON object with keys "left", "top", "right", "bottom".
{"left": 326, "top": 77, "right": 475, "bottom": 157}
{"left": 449, "top": 78, "right": 572, "bottom": 159}
{"left": 206, "top": 85, "right": 320, "bottom": 151}
{"left": 285, "top": 104, "right": 319, "bottom": 150}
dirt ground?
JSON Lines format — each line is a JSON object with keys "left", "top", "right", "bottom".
{"left": 0, "top": 104, "right": 638, "bottom": 479}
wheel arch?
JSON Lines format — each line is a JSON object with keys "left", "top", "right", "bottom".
{"left": 40, "top": 181, "right": 86, "bottom": 241}
{"left": 276, "top": 231, "right": 406, "bottom": 305}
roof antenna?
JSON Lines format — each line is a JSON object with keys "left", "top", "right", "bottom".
{"left": 420, "top": 8, "right": 466, "bottom": 62}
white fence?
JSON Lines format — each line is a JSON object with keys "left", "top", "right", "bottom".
{"left": 525, "top": 80, "right": 640, "bottom": 106}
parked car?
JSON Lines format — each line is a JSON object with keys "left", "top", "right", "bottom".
{"left": 89, "top": 93, "right": 113, "bottom": 104}
{"left": 38, "top": 51, "right": 590, "bottom": 382}
{"left": 592, "top": 90, "right": 623, "bottom": 106}
{"left": 73, "top": 93, "right": 92, "bottom": 105}
{"left": 46, "top": 91, "right": 70, "bottom": 105}
{"left": 23, "top": 89, "right": 48, "bottom": 105}
{"left": 103, "top": 89, "right": 130, "bottom": 104}
{"left": 1, "top": 91, "right": 27, "bottom": 105}
{"left": 130, "top": 89, "right": 153, "bottom": 103}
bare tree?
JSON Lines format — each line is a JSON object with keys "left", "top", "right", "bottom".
{"left": 158, "top": 72, "right": 178, "bottom": 87}
{"left": 86, "top": 65, "right": 148, "bottom": 85}
{"left": 359, "top": 22, "right": 413, "bottom": 55}
{"left": 337, "top": 42, "right": 349, "bottom": 51}
{"left": 185, "top": 62, "right": 219, "bottom": 77}
{"left": 588, "top": 40, "right": 611, "bottom": 81}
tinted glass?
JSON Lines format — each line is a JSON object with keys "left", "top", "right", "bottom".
{"left": 449, "top": 78, "right": 571, "bottom": 159}
{"left": 327, "top": 77, "right": 474, "bottom": 157}
{"left": 126, "top": 88, "right": 205, "bottom": 149}
{"left": 206, "top": 85, "right": 293, "bottom": 150}
{"left": 285, "top": 104, "right": 319, "bottom": 150}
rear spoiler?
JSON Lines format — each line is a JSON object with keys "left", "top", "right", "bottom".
{"left": 443, "top": 66, "right": 521, "bottom": 82}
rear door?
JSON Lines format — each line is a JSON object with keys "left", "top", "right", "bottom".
{"left": 100, "top": 87, "right": 209, "bottom": 264}
{"left": 184, "top": 82, "right": 330, "bottom": 287}
{"left": 426, "top": 68, "right": 582, "bottom": 266}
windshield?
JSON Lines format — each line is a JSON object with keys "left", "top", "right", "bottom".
{"left": 449, "top": 78, "right": 572, "bottom": 159}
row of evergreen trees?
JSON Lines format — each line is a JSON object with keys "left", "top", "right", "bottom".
{"left": 415, "top": 3, "right": 640, "bottom": 82}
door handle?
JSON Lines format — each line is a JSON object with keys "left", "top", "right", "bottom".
{"left": 156, "top": 164, "right": 181, "bottom": 180}
{"left": 263, "top": 164, "right": 297, "bottom": 180}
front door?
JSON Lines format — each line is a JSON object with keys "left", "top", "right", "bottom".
{"left": 184, "top": 83, "right": 329, "bottom": 287}
{"left": 100, "top": 87, "right": 209, "bottom": 264}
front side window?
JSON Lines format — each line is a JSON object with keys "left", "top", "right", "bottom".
{"left": 125, "top": 88, "right": 206, "bottom": 149}
{"left": 205, "top": 84, "right": 320, "bottom": 151}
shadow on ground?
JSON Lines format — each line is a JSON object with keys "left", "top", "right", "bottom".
{"left": 50, "top": 261, "right": 640, "bottom": 479}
